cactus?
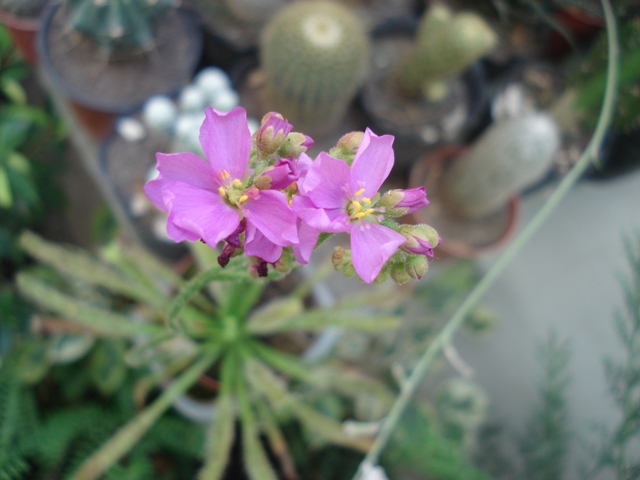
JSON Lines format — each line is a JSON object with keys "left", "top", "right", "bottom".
{"left": 397, "top": 4, "right": 497, "bottom": 99}
{"left": 441, "top": 114, "right": 560, "bottom": 220}
{"left": 0, "top": 0, "right": 48, "bottom": 18}
{"left": 62, "top": 0, "right": 174, "bottom": 54}
{"left": 260, "top": 1, "right": 370, "bottom": 134}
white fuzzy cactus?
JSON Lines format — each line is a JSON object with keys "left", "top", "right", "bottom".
{"left": 442, "top": 113, "right": 560, "bottom": 219}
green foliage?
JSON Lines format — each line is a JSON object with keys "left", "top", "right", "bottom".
{"left": 16, "top": 232, "right": 402, "bottom": 479}
{"left": 520, "top": 334, "right": 571, "bottom": 480}
{"left": 0, "top": 343, "right": 207, "bottom": 480}
{"left": 0, "top": 23, "right": 65, "bottom": 350}
{"left": 571, "top": 18, "right": 640, "bottom": 132}
{"left": 397, "top": 4, "right": 497, "bottom": 98}
{"left": 62, "top": 0, "right": 174, "bottom": 54}
{"left": 382, "top": 402, "right": 493, "bottom": 480}
{"left": 588, "top": 233, "right": 640, "bottom": 479}
{"left": 260, "top": 1, "right": 370, "bottom": 134}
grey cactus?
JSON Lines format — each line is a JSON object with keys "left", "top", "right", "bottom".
{"left": 441, "top": 114, "right": 560, "bottom": 219}
{"left": 62, "top": 0, "right": 174, "bottom": 54}
{"left": 260, "top": 1, "right": 369, "bottom": 134}
{"left": 397, "top": 4, "right": 497, "bottom": 99}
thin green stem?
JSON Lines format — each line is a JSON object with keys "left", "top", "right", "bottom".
{"left": 352, "top": 1, "right": 619, "bottom": 476}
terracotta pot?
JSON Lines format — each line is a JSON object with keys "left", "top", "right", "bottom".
{"left": 547, "top": 6, "right": 604, "bottom": 59}
{"left": 38, "top": 4, "right": 203, "bottom": 141}
{"left": 0, "top": 8, "right": 40, "bottom": 64}
{"left": 409, "top": 144, "right": 519, "bottom": 259}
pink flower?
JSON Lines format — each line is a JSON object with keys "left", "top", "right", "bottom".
{"left": 144, "top": 107, "right": 298, "bottom": 261}
{"left": 294, "top": 129, "right": 407, "bottom": 283}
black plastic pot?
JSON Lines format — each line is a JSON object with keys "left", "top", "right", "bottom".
{"left": 38, "top": 5, "right": 203, "bottom": 117}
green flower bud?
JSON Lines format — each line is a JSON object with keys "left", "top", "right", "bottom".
{"left": 277, "top": 132, "right": 314, "bottom": 159}
{"left": 274, "top": 247, "right": 296, "bottom": 274}
{"left": 406, "top": 254, "right": 429, "bottom": 280}
{"left": 329, "top": 131, "right": 364, "bottom": 164}
{"left": 332, "top": 246, "right": 356, "bottom": 278}
{"left": 374, "top": 263, "right": 390, "bottom": 285}
{"left": 390, "top": 262, "right": 411, "bottom": 285}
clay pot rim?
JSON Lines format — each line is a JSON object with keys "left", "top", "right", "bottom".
{"left": 408, "top": 144, "right": 520, "bottom": 259}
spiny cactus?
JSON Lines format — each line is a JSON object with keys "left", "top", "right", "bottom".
{"left": 260, "top": 1, "right": 369, "bottom": 134}
{"left": 0, "top": 0, "right": 48, "bottom": 18}
{"left": 441, "top": 114, "right": 559, "bottom": 220}
{"left": 63, "top": 0, "right": 174, "bottom": 54}
{"left": 397, "top": 4, "right": 497, "bottom": 99}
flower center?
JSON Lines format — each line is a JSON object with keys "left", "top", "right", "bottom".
{"left": 217, "top": 170, "right": 248, "bottom": 206}
{"left": 347, "top": 187, "right": 375, "bottom": 221}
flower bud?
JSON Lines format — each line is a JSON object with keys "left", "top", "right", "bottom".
{"left": 277, "top": 132, "right": 314, "bottom": 159}
{"left": 255, "top": 112, "right": 293, "bottom": 155}
{"left": 332, "top": 246, "right": 356, "bottom": 278}
{"left": 274, "top": 247, "right": 296, "bottom": 274}
{"left": 373, "top": 263, "right": 390, "bottom": 285}
{"left": 329, "top": 131, "right": 364, "bottom": 164}
{"left": 256, "top": 159, "right": 297, "bottom": 190}
{"left": 378, "top": 187, "right": 429, "bottom": 216}
{"left": 398, "top": 224, "right": 440, "bottom": 257}
{"left": 405, "top": 254, "right": 429, "bottom": 280}
{"left": 390, "top": 262, "right": 410, "bottom": 285}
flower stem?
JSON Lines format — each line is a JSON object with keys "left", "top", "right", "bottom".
{"left": 351, "top": 0, "right": 619, "bottom": 476}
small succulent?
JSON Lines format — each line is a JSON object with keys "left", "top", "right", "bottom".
{"left": 62, "top": 0, "right": 174, "bottom": 54}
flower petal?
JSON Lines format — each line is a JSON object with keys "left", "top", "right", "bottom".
{"left": 242, "top": 190, "right": 298, "bottom": 246}
{"left": 245, "top": 221, "right": 283, "bottom": 263}
{"left": 164, "top": 182, "right": 241, "bottom": 246}
{"left": 302, "top": 152, "right": 351, "bottom": 208}
{"left": 199, "top": 107, "right": 251, "bottom": 180}
{"left": 144, "top": 152, "right": 215, "bottom": 211}
{"left": 293, "top": 220, "right": 321, "bottom": 265}
{"left": 350, "top": 128, "right": 395, "bottom": 198}
{"left": 350, "top": 221, "right": 406, "bottom": 283}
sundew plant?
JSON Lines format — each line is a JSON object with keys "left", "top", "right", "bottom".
{"left": 11, "top": 0, "right": 619, "bottom": 478}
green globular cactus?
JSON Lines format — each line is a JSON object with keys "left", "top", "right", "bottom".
{"left": 63, "top": 0, "right": 174, "bottom": 54}
{"left": 260, "top": 1, "right": 369, "bottom": 134}
{"left": 397, "top": 4, "right": 497, "bottom": 99}
{"left": 441, "top": 113, "right": 560, "bottom": 220}
{"left": 0, "top": 0, "right": 48, "bottom": 18}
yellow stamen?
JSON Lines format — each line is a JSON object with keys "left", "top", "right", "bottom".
{"left": 362, "top": 197, "right": 371, "bottom": 204}
{"left": 354, "top": 212, "right": 366, "bottom": 219}
{"left": 218, "top": 186, "right": 226, "bottom": 196}
{"left": 238, "top": 195, "right": 248, "bottom": 203}
{"left": 350, "top": 201, "right": 362, "bottom": 213}
{"left": 232, "top": 179, "right": 242, "bottom": 187}
{"left": 220, "top": 170, "right": 230, "bottom": 179}
{"left": 362, "top": 208, "right": 374, "bottom": 216}
{"left": 355, "top": 188, "right": 365, "bottom": 197}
